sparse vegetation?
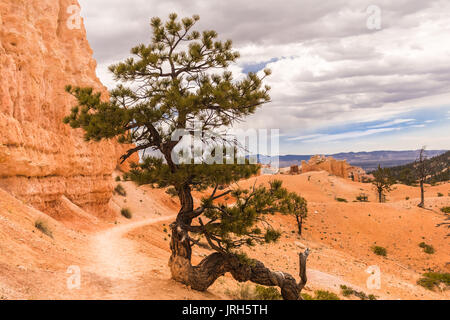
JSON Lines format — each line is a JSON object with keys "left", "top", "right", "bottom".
{"left": 34, "top": 219, "right": 53, "bottom": 238}
{"left": 114, "top": 184, "right": 127, "bottom": 197}
{"left": 121, "top": 208, "right": 132, "bottom": 219}
{"left": 441, "top": 207, "right": 450, "bottom": 214}
{"left": 437, "top": 192, "right": 444, "bottom": 197}
{"left": 388, "top": 151, "right": 449, "bottom": 186}
{"left": 226, "top": 284, "right": 282, "bottom": 300}
{"left": 300, "top": 292, "right": 314, "bottom": 300}
{"left": 419, "top": 242, "right": 435, "bottom": 254}
{"left": 314, "top": 290, "right": 340, "bottom": 300}
{"left": 340, "top": 285, "right": 377, "bottom": 300}
{"left": 165, "top": 187, "right": 178, "bottom": 198}
{"left": 356, "top": 194, "right": 369, "bottom": 202}
{"left": 371, "top": 165, "right": 395, "bottom": 203}
{"left": 417, "top": 272, "right": 450, "bottom": 291}
{"left": 371, "top": 246, "right": 387, "bottom": 257}
{"left": 115, "top": 176, "right": 121, "bottom": 182}
{"left": 336, "top": 197, "right": 348, "bottom": 203}
{"left": 300, "top": 290, "right": 340, "bottom": 300}
{"left": 254, "top": 285, "right": 283, "bottom": 300}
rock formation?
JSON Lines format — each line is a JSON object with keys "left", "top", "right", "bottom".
{"left": 301, "top": 155, "right": 368, "bottom": 182}
{"left": 0, "top": 0, "right": 130, "bottom": 218}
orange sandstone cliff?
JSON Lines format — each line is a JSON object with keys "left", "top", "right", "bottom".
{"left": 301, "top": 155, "right": 368, "bottom": 182}
{"left": 0, "top": 0, "right": 129, "bottom": 218}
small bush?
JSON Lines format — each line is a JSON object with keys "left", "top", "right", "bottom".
{"left": 227, "top": 284, "right": 283, "bottom": 300}
{"left": 437, "top": 192, "right": 444, "bottom": 197}
{"left": 340, "top": 285, "right": 353, "bottom": 297}
{"left": 417, "top": 272, "right": 450, "bottom": 291}
{"left": 440, "top": 207, "right": 450, "bottom": 214}
{"left": 121, "top": 208, "right": 132, "bottom": 219}
{"left": 35, "top": 219, "right": 53, "bottom": 238}
{"left": 254, "top": 286, "right": 282, "bottom": 300}
{"left": 340, "top": 285, "right": 376, "bottom": 300}
{"left": 336, "top": 198, "right": 348, "bottom": 203}
{"left": 371, "top": 246, "right": 387, "bottom": 257}
{"left": 165, "top": 187, "right": 178, "bottom": 198}
{"left": 419, "top": 242, "right": 435, "bottom": 254}
{"left": 314, "top": 290, "right": 340, "bottom": 300}
{"left": 301, "top": 293, "right": 314, "bottom": 300}
{"left": 115, "top": 176, "right": 121, "bottom": 182}
{"left": 114, "top": 184, "right": 127, "bottom": 197}
{"left": 405, "top": 196, "right": 410, "bottom": 200}
{"left": 229, "top": 284, "right": 253, "bottom": 300}
{"left": 356, "top": 194, "right": 369, "bottom": 202}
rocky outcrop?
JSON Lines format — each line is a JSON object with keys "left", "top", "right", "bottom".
{"left": 0, "top": 0, "right": 129, "bottom": 218}
{"left": 301, "top": 155, "right": 368, "bottom": 182}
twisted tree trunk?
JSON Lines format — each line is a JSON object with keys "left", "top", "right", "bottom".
{"left": 168, "top": 186, "right": 310, "bottom": 300}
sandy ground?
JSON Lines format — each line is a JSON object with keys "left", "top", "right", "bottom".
{"left": 0, "top": 170, "right": 448, "bottom": 300}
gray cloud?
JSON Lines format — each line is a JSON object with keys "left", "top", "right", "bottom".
{"left": 78, "top": 0, "right": 450, "bottom": 152}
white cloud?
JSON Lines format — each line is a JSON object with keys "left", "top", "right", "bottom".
{"left": 78, "top": 0, "right": 450, "bottom": 152}
{"left": 370, "top": 119, "right": 415, "bottom": 128}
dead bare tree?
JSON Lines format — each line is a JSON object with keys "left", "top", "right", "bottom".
{"left": 415, "top": 147, "right": 429, "bottom": 208}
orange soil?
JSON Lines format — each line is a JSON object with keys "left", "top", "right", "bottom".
{"left": 0, "top": 171, "right": 448, "bottom": 300}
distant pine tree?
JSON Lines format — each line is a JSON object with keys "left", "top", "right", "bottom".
{"left": 64, "top": 14, "right": 309, "bottom": 300}
{"left": 371, "top": 165, "right": 395, "bottom": 203}
{"left": 387, "top": 150, "right": 449, "bottom": 186}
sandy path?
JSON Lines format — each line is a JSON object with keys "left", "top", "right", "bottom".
{"left": 86, "top": 215, "right": 176, "bottom": 298}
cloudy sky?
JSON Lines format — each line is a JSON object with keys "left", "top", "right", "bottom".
{"left": 78, "top": 0, "right": 450, "bottom": 155}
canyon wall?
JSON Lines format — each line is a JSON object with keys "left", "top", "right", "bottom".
{"left": 0, "top": 0, "right": 128, "bottom": 218}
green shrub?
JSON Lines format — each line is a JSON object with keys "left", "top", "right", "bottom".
{"left": 405, "top": 196, "right": 410, "bottom": 200}
{"left": 165, "top": 187, "right": 178, "bottom": 198}
{"left": 336, "top": 198, "right": 348, "bottom": 203}
{"left": 121, "top": 208, "right": 132, "bottom": 219}
{"left": 371, "top": 246, "right": 387, "bottom": 257}
{"left": 437, "top": 192, "right": 444, "bottom": 197}
{"left": 340, "top": 285, "right": 353, "bottom": 297}
{"left": 227, "top": 284, "right": 282, "bottom": 300}
{"left": 301, "top": 293, "right": 314, "bottom": 300}
{"left": 417, "top": 272, "right": 450, "bottom": 291}
{"left": 114, "top": 184, "right": 127, "bottom": 197}
{"left": 356, "top": 194, "right": 369, "bottom": 202}
{"left": 314, "top": 290, "right": 340, "bottom": 300}
{"left": 35, "top": 219, "right": 53, "bottom": 238}
{"left": 254, "top": 286, "right": 282, "bottom": 300}
{"left": 419, "top": 242, "right": 435, "bottom": 254}
{"left": 115, "top": 176, "right": 121, "bottom": 182}
{"left": 340, "top": 285, "right": 376, "bottom": 300}
{"left": 440, "top": 207, "right": 450, "bottom": 214}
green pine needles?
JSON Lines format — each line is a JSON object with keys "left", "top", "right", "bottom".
{"left": 64, "top": 13, "right": 309, "bottom": 298}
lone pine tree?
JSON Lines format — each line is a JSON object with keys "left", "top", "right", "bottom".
{"left": 64, "top": 14, "right": 309, "bottom": 300}
{"left": 371, "top": 165, "right": 395, "bottom": 203}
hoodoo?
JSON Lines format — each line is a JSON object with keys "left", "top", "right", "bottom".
{"left": 0, "top": 0, "right": 128, "bottom": 218}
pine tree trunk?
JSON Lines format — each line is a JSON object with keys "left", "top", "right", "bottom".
{"left": 418, "top": 180, "right": 425, "bottom": 208}
{"left": 167, "top": 185, "right": 310, "bottom": 300}
{"left": 378, "top": 190, "right": 382, "bottom": 203}
{"left": 296, "top": 215, "right": 303, "bottom": 236}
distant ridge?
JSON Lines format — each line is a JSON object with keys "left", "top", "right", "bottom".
{"left": 255, "top": 150, "right": 448, "bottom": 172}
{"left": 388, "top": 151, "right": 450, "bottom": 185}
